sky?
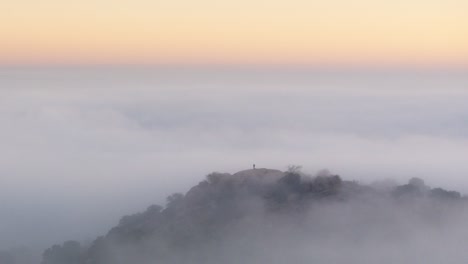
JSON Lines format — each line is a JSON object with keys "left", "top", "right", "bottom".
{"left": 1, "top": 0, "right": 468, "bottom": 66}
{"left": 1, "top": 66, "right": 468, "bottom": 252}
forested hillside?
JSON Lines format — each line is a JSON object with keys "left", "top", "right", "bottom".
{"left": 39, "top": 168, "right": 467, "bottom": 264}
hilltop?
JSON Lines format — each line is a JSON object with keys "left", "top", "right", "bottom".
{"left": 38, "top": 168, "right": 467, "bottom": 264}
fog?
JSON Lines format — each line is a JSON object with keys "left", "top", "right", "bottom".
{"left": 1, "top": 66, "right": 468, "bottom": 260}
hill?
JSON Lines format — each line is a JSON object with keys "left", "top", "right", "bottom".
{"left": 39, "top": 168, "right": 467, "bottom": 264}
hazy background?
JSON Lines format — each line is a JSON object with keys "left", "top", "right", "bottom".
{"left": 1, "top": 66, "right": 468, "bottom": 252}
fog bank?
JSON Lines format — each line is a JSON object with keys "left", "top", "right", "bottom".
{"left": 1, "top": 66, "right": 467, "bottom": 253}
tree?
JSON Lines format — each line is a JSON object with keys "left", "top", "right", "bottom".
{"left": 206, "top": 172, "right": 227, "bottom": 185}
{"left": 430, "top": 188, "right": 461, "bottom": 200}
{"left": 166, "top": 193, "right": 184, "bottom": 208}
{"left": 41, "top": 241, "right": 82, "bottom": 264}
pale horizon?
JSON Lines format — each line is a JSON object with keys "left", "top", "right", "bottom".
{"left": 2, "top": 0, "right": 468, "bottom": 66}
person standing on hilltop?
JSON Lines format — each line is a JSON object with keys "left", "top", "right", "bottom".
{"left": 253, "top": 164, "right": 256, "bottom": 169}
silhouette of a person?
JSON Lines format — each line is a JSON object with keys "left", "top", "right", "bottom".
{"left": 253, "top": 164, "right": 256, "bottom": 169}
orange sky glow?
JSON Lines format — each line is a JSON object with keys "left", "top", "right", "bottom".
{"left": 1, "top": 0, "right": 468, "bottom": 66}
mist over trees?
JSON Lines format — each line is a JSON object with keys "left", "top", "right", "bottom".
{"left": 0, "top": 247, "right": 35, "bottom": 264}
{"left": 38, "top": 167, "right": 468, "bottom": 264}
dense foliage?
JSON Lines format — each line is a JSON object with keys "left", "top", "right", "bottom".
{"left": 39, "top": 168, "right": 466, "bottom": 264}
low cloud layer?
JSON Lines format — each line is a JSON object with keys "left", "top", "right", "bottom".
{"left": 1, "top": 66, "right": 467, "bottom": 252}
